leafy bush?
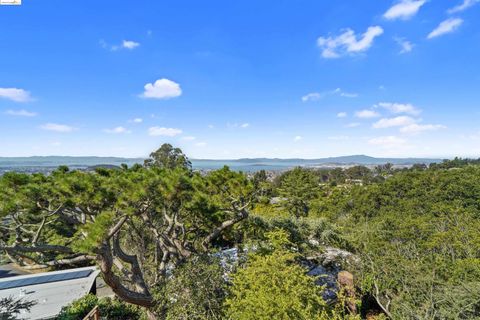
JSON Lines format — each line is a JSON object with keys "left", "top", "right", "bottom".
{"left": 57, "top": 294, "right": 141, "bottom": 320}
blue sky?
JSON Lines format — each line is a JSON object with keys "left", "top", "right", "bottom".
{"left": 0, "top": 0, "right": 479, "bottom": 159}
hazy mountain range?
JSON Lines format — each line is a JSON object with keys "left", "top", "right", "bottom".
{"left": 0, "top": 155, "right": 444, "bottom": 172}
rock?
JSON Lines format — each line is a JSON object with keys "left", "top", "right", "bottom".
{"left": 338, "top": 271, "right": 357, "bottom": 315}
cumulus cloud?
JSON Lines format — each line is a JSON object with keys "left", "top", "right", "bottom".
{"left": 377, "top": 102, "right": 421, "bottom": 115}
{"left": 368, "top": 136, "right": 407, "bottom": 148}
{"left": 428, "top": 18, "right": 463, "bottom": 39}
{"left": 104, "top": 126, "right": 131, "bottom": 134}
{"left": 373, "top": 116, "right": 417, "bottom": 129}
{"left": 337, "top": 112, "right": 347, "bottom": 118}
{"left": 293, "top": 136, "right": 303, "bottom": 142}
{"left": 400, "top": 123, "right": 446, "bottom": 134}
{"left": 0, "top": 88, "right": 32, "bottom": 102}
{"left": 317, "top": 26, "right": 384, "bottom": 58}
{"left": 5, "top": 109, "right": 37, "bottom": 117}
{"left": 40, "top": 123, "right": 76, "bottom": 133}
{"left": 448, "top": 0, "right": 480, "bottom": 14}
{"left": 141, "top": 79, "right": 182, "bottom": 99}
{"left": 356, "top": 110, "right": 381, "bottom": 119}
{"left": 394, "top": 37, "right": 414, "bottom": 53}
{"left": 122, "top": 40, "right": 140, "bottom": 50}
{"left": 148, "top": 127, "right": 182, "bottom": 137}
{"left": 384, "top": 0, "right": 426, "bottom": 20}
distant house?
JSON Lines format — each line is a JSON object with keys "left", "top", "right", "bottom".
{"left": 0, "top": 266, "right": 99, "bottom": 319}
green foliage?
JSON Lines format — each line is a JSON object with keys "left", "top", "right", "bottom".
{"left": 152, "top": 256, "right": 226, "bottom": 319}
{"left": 225, "top": 230, "right": 329, "bottom": 320}
{"left": 57, "top": 294, "right": 141, "bottom": 320}
{"left": 277, "top": 167, "right": 320, "bottom": 218}
{"left": 144, "top": 143, "right": 192, "bottom": 170}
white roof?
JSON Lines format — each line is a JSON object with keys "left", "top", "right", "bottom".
{"left": 0, "top": 266, "right": 99, "bottom": 320}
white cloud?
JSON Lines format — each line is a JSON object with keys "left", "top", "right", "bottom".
{"left": 400, "top": 123, "right": 446, "bottom": 134}
{"left": 195, "top": 142, "right": 207, "bottom": 147}
{"left": 5, "top": 109, "right": 37, "bottom": 117}
{"left": 148, "top": 127, "right": 182, "bottom": 137}
{"left": 130, "top": 118, "right": 143, "bottom": 123}
{"left": 40, "top": 123, "right": 75, "bottom": 133}
{"left": 373, "top": 116, "right": 417, "bottom": 129}
{"left": 302, "top": 93, "right": 322, "bottom": 102}
{"left": 141, "top": 78, "right": 182, "bottom": 99}
{"left": 377, "top": 102, "right": 421, "bottom": 115}
{"left": 182, "top": 136, "right": 196, "bottom": 141}
{"left": 0, "top": 88, "right": 32, "bottom": 102}
{"left": 448, "top": 0, "right": 480, "bottom": 14}
{"left": 333, "top": 88, "right": 358, "bottom": 98}
{"left": 208, "top": 124, "right": 214, "bottom": 129}
{"left": 240, "top": 123, "right": 250, "bottom": 128}
{"left": 337, "top": 112, "right": 347, "bottom": 118}
{"left": 293, "top": 136, "right": 303, "bottom": 142}
{"left": 394, "top": 37, "right": 414, "bottom": 53}
{"left": 355, "top": 109, "right": 381, "bottom": 119}
{"left": 102, "top": 39, "right": 140, "bottom": 51}
{"left": 384, "top": 0, "right": 426, "bottom": 20}
{"left": 302, "top": 88, "right": 358, "bottom": 102}
{"left": 104, "top": 126, "right": 131, "bottom": 134}
{"left": 122, "top": 40, "right": 140, "bottom": 50}
{"left": 369, "top": 136, "right": 407, "bottom": 148}
{"left": 427, "top": 18, "right": 463, "bottom": 39}
{"left": 317, "top": 26, "right": 384, "bottom": 58}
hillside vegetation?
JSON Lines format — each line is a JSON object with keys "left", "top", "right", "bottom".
{"left": 1, "top": 145, "right": 479, "bottom": 319}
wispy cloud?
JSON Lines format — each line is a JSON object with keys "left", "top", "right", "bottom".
{"left": 0, "top": 88, "right": 32, "bottom": 102}
{"left": 394, "top": 37, "right": 414, "bottom": 54}
{"left": 129, "top": 118, "right": 143, "bottom": 124}
{"left": 355, "top": 110, "right": 381, "bottom": 119}
{"left": 337, "top": 112, "right": 347, "bottom": 118}
{"left": 40, "top": 123, "right": 76, "bottom": 133}
{"left": 373, "top": 116, "right": 416, "bottom": 129}
{"left": 148, "top": 127, "right": 182, "bottom": 137}
{"left": 302, "top": 88, "right": 358, "bottom": 102}
{"left": 384, "top": 0, "right": 426, "bottom": 20}
{"left": 240, "top": 123, "right": 250, "bottom": 128}
{"left": 5, "top": 109, "right": 37, "bottom": 117}
{"left": 301, "top": 93, "right": 322, "bottom": 102}
{"left": 400, "top": 123, "right": 446, "bottom": 134}
{"left": 101, "top": 39, "right": 140, "bottom": 51}
{"left": 376, "top": 102, "right": 421, "bottom": 115}
{"left": 293, "top": 136, "right": 303, "bottom": 142}
{"left": 104, "top": 126, "right": 131, "bottom": 134}
{"left": 141, "top": 79, "right": 182, "bottom": 99}
{"left": 317, "top": 26, "right": 383, "bottom": 58}
{"left": 181, "top": 136, "right": 196, "bottom": 141}
{"left": 195, "top": 142, "right": 207, "bottom": 147}
{"left": 447, "top": 0, "right": 480, "bottom": 14}
{"left": 428, "top": 18, "right": 463, "bottom": 39}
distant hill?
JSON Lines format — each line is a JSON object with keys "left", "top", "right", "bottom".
{"left": 0, "top": 155, "right": 444, "bottom": 173}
